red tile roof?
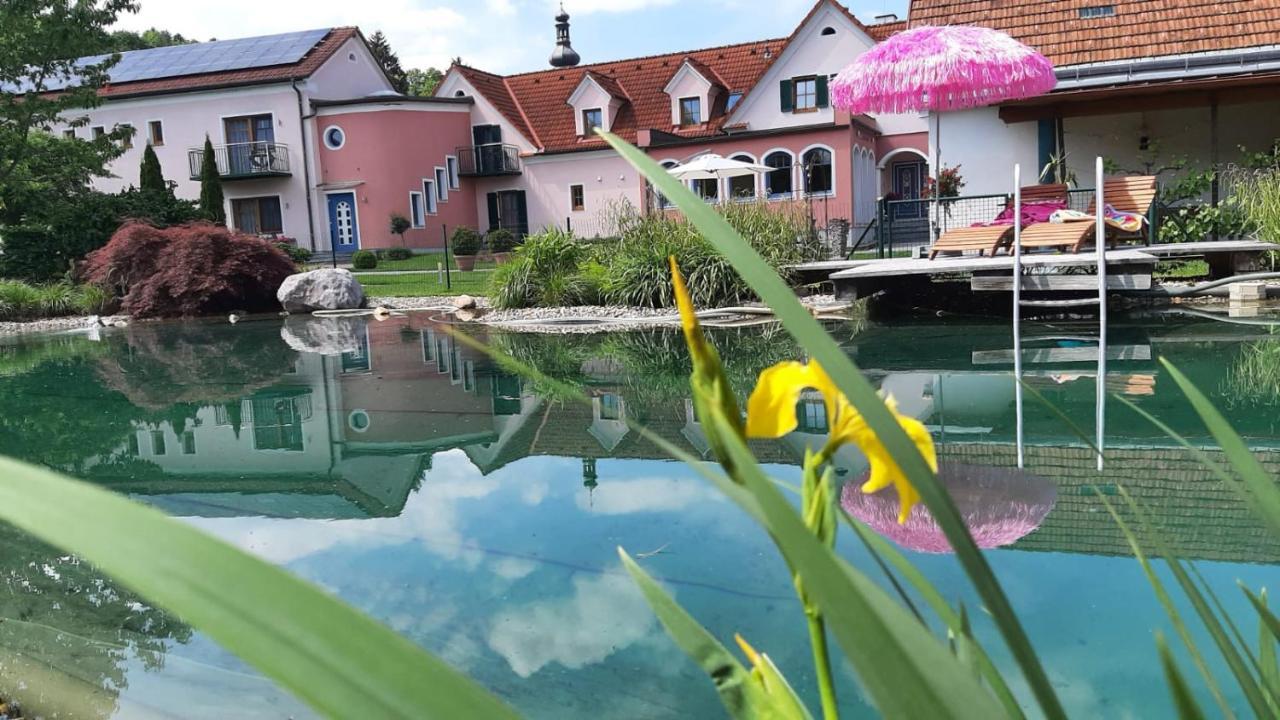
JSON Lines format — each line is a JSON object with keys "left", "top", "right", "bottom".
{"left": 457, "top": 37, "right": 786, "bottom": 154}
{"left": 907, "top": 0, "right": 1280, "bottom": 68}
{"left": 95, "top": 28, "right": 362, "bottom": 99}
{"left": 867, "top": 20, "right": 907, "bottom": 41}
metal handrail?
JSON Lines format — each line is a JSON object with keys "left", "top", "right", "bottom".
{"left": 187, "top": 141, "right": 291, "bottom": 179}
{"left": 456, "top": 143, "right": 521, "bottom": 176}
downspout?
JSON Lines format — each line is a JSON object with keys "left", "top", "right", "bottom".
{"left": 292, "top": 79, "right": 318, "bottom": 252}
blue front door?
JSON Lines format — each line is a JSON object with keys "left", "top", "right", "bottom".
{"left": 326, "top": 192, "right": 359, "bottom": 251}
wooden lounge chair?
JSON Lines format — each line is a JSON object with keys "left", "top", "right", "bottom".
{"left": 1017, "top": 176, "right": 1157, "bottom": 254}
{"left": 928, "top": 184, "right": 1068, "bottom": 260}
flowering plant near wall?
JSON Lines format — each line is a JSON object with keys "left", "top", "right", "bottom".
{"left": 921, "top": 165, "right": 966, "bottom": 199}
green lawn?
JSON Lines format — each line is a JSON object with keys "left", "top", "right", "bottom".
{"left": 351, "top": 254, "right": 498, "bottom": 273}
{"left": 1155, "top": 259, "right": 1210, "bottom": 279}
{"left": 355, "top": 269, "right": 492, "bottom": 298}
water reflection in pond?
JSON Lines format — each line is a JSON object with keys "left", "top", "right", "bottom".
{"left": 0, "top": 311, "right": 1277, "bottom": 718}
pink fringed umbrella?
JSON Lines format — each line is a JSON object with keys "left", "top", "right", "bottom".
{"left": 841, "top": 464, "right": 1057, "bottom": 554}
{"left": 831, "top": 25, "right": 1056, "bottom": 181}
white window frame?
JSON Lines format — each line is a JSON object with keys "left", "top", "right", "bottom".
{"left": 434, "top": 167, "right": 448, "bottom": 203}
{"left": 678, "top": 96, "right": 702, "bottom": 126}
{"left": 800, "top": 143, "right": 837, "bottom": 198}
{"left": 569, "top": 183, "right": 585, "bottom": 212}
{"left": 322, "top": 124, "right": 346, "bottom": 150}
{"left": 146, "top": 119, "right": 164, "bottom": 146}
{"left": 581, "top": 107, "right": 604, "bottom": 135}
{"left": 446, "top": 155, "right": 460, "bottom": 189}
{"left": 409, "top": 191, "right": 425, "bottom": 228}
{"left": 423, "top": 179, "right": 438, "bottom": 215}
{"left": 762, "top": 148, "right": 797, "bottom": 201}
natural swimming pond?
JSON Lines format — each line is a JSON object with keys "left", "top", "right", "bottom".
{"left": 0, "top": 309, "right": 1276, "bottom": 718}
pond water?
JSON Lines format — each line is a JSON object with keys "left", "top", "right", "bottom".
{"left": 0, "top": 308, "right": 1277, "bottom": 718}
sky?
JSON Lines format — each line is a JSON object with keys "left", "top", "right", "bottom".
{"left": 112, "top": 0, "right": 909, "bottom": 75}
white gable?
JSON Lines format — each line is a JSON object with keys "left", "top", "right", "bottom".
{"left": 436, "top": 69, "right": 537, "bottom": 153}
{"left": 567, "top": 75, "right": 625, "bottom": 135}
{"left": 308, "top": 36, "right": 396, "bottom": 101}
{"left": 729, "top": 1, "right": 873, "bottom": 130}
{"left": 663, "top": 61, "right": 720, "bottom": 127}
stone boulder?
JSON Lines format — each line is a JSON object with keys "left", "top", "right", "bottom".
{"left": 280, "top": 315, "right": 366, "bottom": 355}
{"left": 277, "top": 269, "right": 365, "bottom": 313}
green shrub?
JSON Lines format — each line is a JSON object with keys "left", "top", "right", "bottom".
{"left": 451, "top": 227, "right": 482, "bottom": 256}
{"left": 274, "top": 240, "right": 313, "bottom": 265}
{"left": 486, "top": 228, "right": 516, "bottom": 253}
{"left": 351, "top": 250, "right": 378, "bottom": 270}
{"left": 490, "top": 229, "right": 597, "bottom": 308}
{"left": 385, "top": 246, "right": 413, "bottom": 261}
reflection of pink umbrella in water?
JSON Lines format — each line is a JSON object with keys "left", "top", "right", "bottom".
{"left": 831, "top": 25, "right": 1056, "bottom": 181}
{"left": 842, "top": 464, "right": 1057, "bottom": 554}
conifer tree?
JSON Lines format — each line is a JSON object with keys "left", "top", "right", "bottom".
{"left": 198, "top": 136, "right": 225, "bottom": 224}
{"left": 139, "top": 144, "right": 166, "bottom": 192}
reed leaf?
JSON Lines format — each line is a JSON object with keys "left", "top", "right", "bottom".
{"left": 0, "top": 456, "right": 517, "bottom": 719}
{"left": 1157, "top": 633, "right": 1208, "bottom": 720}
{"left": 618, "top": 548, "right": 812, "bottom": 720}
{"left": 598, "top": 129, "right": 1065, "bottom": 720}
{"left": 1161, "top": 358, "right": 1280, "bottom": 538}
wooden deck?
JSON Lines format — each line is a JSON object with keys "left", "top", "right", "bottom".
{"left": 813, "top": 240, "right": 1275, "bottom": 304}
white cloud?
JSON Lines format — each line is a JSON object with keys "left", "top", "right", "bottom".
{"left": 485, "top": 0, "right": 518, "bottom": 15}
{"left": 485, "top": 569, "right": 657, "bottom": 677}
{"left": 575, "top": 476, "right": 725, "bottom": 515}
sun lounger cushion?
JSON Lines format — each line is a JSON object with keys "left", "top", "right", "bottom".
{"left": 1048, "top": 204, "right": 1146, "bottom": 233}
{"left": 979, "top": 200, "right": 1066, "bottom": 228}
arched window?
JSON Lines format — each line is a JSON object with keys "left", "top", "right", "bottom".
{"left": 654, "top": 160, "right": 679, "bottom": 209}
{"left": 764, "top": 151, "right": 794, "bottom": 199}
{"left": 803, "top": 147, "right": 833, "bottom": 196}
{"left": 727, "top": 154, "right": 757, "bottom": 199}
{"left": 692, "top": 176, "right": 719, "bottom": 203}
{"left": 821, "top": 26, "right": 837, "bottom": 36}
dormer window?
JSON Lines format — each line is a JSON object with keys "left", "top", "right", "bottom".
{"left": 726, "top": 92, "right": 743, "bottom": 112}
{"left": 582, "top": 108, "right": 603, "bottom": 134}
{"left": 679, "top": 97, "right": 702, "bottom": 126}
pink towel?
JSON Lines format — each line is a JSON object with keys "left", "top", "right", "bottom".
{"left": 977, "top": 200, "right": 1066, "bottom": 228}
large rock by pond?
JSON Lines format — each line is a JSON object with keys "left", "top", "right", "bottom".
{"left": 280, "top": 315, "right": 366, "bottom": 355}
{"left": 277, "top": 269, "right": 365, "bottom": 313}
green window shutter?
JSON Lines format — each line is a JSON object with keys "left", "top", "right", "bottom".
{"left": 816, "top": 75, "right": 829, "bottom": 108}
{"left": 780, "top": 79, "right": 793, "bottom": 113}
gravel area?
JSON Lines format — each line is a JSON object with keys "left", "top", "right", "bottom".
{"left": 0, "top": 315, "right": 129, "bottom": 337}
{"left": 368, "top": 296, "right": 491, "bottom": 310}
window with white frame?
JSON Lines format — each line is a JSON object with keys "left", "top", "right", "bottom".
{"left": 410, "top": 192, "right": 425, "bottom": 227}
{"left": 764, "top": 151, "right": 794, "bottom": 199}
{"left": 446, "top": 156, "right": 460, "bottom": 189}
{"left": 728, "top": 154, "right": 757, "bottom": 199}
{"left": 692, "top": 177, "right": 719, "bottom": 203}
{"left": 802, "top": 147, "right": 834, "bottom": 196}
{"left": 423, "top": 179, "right": 438, "bottom": 214}
{"left": 147, "top": 120, "right": 164, "bottom": 146}
{"left": 582, "top": 108, "right": 603, "bottom": 134}
{"left": 679, "top": 97, "right": 702, "bottom": 126}
{"left": 570, "top": 184, "right": 585, "bottom": 212}
{"left": 434, "top": 167, "right": 448, "bottom": 202}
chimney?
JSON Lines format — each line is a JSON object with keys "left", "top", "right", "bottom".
{"left": 549, "top": 3, "right": 581, "bottom": 68}
{"left": 873, "top": 13, "right": 899, "bottom": 22}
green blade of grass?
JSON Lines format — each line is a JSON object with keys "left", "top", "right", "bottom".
{"left": 1189, "top": 566, "right": 1280, "bottom": 707}
{"left": 840, "top": 509, "right": 1025, "bottom": 719}
{"left": 1250, "top": 588, "right": 1280, "bottom": 708}
{"left": 0, "top": 456, "right": 517, "bottom": 720}
{"left": 599, "top": 129, "right": 1066, "bottom": 720}
{"left": 1115, "top": 485, "right": 1272, "bottom": 717}
{"left": 1245, "top": 587, "right": 1280, "bottom": 644}
{"left": 1020, "top": 379, "right": 1102, "bottom": 457}
{"left": 702, "top": 404, "right": 1005, "bottom": 719}
{"left": 1157, "top": 632, "right": 1208, "bottom": 720}
{"left": 1095, "top": 490, "right": 1234, "bottom": 718}
{"left": 1161, "top": 358, "right": 1280, "bottom": 538}
{"left": 618, "top": 548, "right": 812, "bottom": 720}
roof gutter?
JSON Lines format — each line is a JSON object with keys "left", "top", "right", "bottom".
{"left": 292, "top": 78, "right": 318, "bottom": 251}
{"left": 1055, "top": 44, "right": 1280, "bottom": 91}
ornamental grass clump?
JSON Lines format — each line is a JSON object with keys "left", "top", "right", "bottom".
{"left": 0, "top": 280, "right": 112, "bottom": 320}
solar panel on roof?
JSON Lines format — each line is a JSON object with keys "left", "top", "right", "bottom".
{"left": 24, "top": 28, "right": 330, "bottom": 92}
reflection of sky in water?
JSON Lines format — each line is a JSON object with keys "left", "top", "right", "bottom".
{"left": 3, "top": 315, "right": 1279, "bottom": 718}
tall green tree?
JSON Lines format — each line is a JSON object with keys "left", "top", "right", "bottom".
{"left": 106, "top": 27, "right": 194, "bottom": 52}
{"left": 198, "top": 136, "right": 225, "bottom": 224}
{"left": 367, "top": 30, "right": 408, "bottom": 93}
{"left": 406, "top": 67, "right": 443, "bottom": 97}
{"left": 139, "top": 143, "right": 165, "bottom": 192}
{"left": 0, "top": 0, "right": 137, "bottom": 223}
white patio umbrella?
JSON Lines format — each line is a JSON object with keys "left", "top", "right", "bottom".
{"left": 666, "top": 153, "right": 770, "bottom": 181}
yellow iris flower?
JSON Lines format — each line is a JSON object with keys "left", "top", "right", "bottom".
{"left": 744, "top": 360, "right": 937, "bottom": 524}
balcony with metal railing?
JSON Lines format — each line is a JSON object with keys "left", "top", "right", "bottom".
{"left": 188, "top": 142, "right": 291, "bottom": 181}
{"left": 456, "top": 144, "right": 521, "bottom": 177}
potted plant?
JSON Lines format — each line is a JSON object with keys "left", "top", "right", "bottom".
{"left": 389, "top": 213, "right": 411, "bottom": 247}
{"left": 486, "top": 228, "right": 516, "bottom": 264}
{"left": 451, "top": 227, "right": 482, "bottom": 271}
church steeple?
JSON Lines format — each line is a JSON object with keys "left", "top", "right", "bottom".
{"left": 549, "top": 3, "right": 581, "bottom": 68}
